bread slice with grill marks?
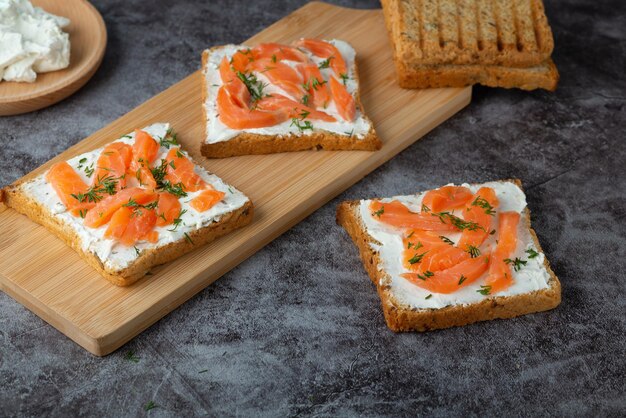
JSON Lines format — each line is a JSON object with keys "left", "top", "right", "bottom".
{"left": 381, "top": 0, "right": 555, "bottom": 67}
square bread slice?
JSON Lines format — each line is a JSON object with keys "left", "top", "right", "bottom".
{"left": 380, "top": 0, "right": 555, "bottom": 67}
{"left": 336, "top": 179, "right": 561, "bottom": 331}
{"left": 396, "top": 58, "right": 559, "bottom": 90}
{"left": 2, "top": 123, "right": 253, "bottom": 286}
{"left": 200, "top": 39, "right": 381, "bottom": 158}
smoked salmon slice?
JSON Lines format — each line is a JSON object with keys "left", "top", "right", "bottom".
{"left": 328, "top": 76, "right": 356, "bottom": 122}
{"left": 93, "top": 142, "right": 132, "bottom": 190}
{"left": 294, "top": 39, "right": 347, "bottom": 76}
{"left": 256, "top": 95, "right": 335, "bottom": 122}
{"left": 119, "top": 205, "right": 158, "bottom": 246}
{"left": 421, "top": 185, "right": 473, "bottom": 213}
{"left": 485, "top": 212, "right": 520, "bottom": 293}
{"left": 456, "top": 187, "right": 499, "bottom": 251}
{"left": 402, "top": 254, "right": 491, "bottom": 294}
{"left": 369, "top": 200, "right": 458, "bottom": 231}
{"left": 252, "top": 43, "right": 309, "bottom": 63}
{"left": 104, "top": 206, "right": 132, "bottom": 240}
{"left": 297, "top": 63, "right": 331, "bottom": 108}
{"left": 131, "top": 129, "right": 159, "bottom": 169}
{"left": 155, "top": 192, "right": 181, "bottom": 226}
{"left": 164, "top": 149, "right": 206, "bottom": 192}
{"left": 248, "top": 59, "right": 305, "bottom": 101}
{"left": 46, "top": 161, "right": 95, "bottom": 217}
{"left": 83, "top": 187, "right": 156, "bottom": 228}
{"left": 190, "top": 188, "right": 225, "bottom": 212}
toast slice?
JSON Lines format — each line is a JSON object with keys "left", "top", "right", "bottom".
{"left": 2, "top": 123, "right": 253, "bottom": 286}
{"left": 200, "top": 40, "right": 381, "bottom": 158}
{"left": 380, "top": 0, "right": 555, "bottom": 67}
{"left": 395, "top": 58, "right": 559, "bottom": 90}
{"left": 336, "top": 179, "right": 561, "bottom": 331}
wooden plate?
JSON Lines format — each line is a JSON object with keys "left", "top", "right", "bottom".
{"left": 0, "top": 0, "right": 106, "bottom": 116}
{"left": 0, "top": 2, "right": 471, "bottom": 355}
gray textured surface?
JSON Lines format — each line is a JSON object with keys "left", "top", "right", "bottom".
{"left": 1, "top": 0, "right": 625, "bottom": 416}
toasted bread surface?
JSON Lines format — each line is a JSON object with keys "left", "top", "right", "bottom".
{"left": 336, "top": 179, "right": 561, "bottom": 332}
{"left": 380, "top": 0, "right": 554, "bottom": 67}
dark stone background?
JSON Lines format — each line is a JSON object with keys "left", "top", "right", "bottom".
{"left": 1, "top": 0, "right": 624, "bottom": 416}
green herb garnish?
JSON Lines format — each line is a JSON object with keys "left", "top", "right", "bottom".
{"left": 167, "top": 209, "right": 187, "bottom": 232}
{"left": 472, "top": 196, "right": 496, "bottom": 216}
{"left": 504, "top": 257, "right": 527, "bottom": 271}
{"left": 458, "top": 275, "right": 467, "bottom": 285}
{"left": 525, "top": 248, "right": 539, "bottom": 259}
{"left": 236, "top": 71, "right": 267, "bottom": 103}
{"left": 416, "top": 270, "right": 434, "bottom": 280}
{"left": 144, "top": 401, "right": 157, "bottom": 411}
{"left": 408, "top": 252, "right": 428, "bottom": 265}
{"left": 290, "top": 118, "right": 314, "bottom": 132}
{"left": 159, "top": 128, "right": 180, "bottom": 149}
{"left": 184, "top": 232, "right": 194, "bottom": 244}
{"left": 433, "top": 211, "right": 484, "bottom": 231}
{"left": 439, "top": 235, "right": 455, "bottom": 245}
{"left": 372, "top": 206, "right": 384, "bottom": 218}
{"left": 466, "top": 245, "right": 481, "bottom": 258}
{"left": 318, "top": 56, "right": 334, "bottom": 69}
{"left": 124, "top": 350, "right": 139, "bottom": 362}
{"left": 340, "top": 73, "right": 349, "bottom": 84}
{"left": 425, "top": 294, "right": 433, "bottom": 300}
{"left": 477, "top": 285, "right": 492, "bottom": 295}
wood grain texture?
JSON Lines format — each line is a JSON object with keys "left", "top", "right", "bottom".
{"left": 0, "top": 2, "right": 471, "bottom": 356}
{"left": 0, "top": 0, "right": 107, "bottom": 116}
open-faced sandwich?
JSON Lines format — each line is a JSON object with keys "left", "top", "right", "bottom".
{"left": 337, "top": 179, "right": 561, "bottom": 331}
{"left": 3, "top": 123, "right": 253, "bottom": 286}
{"left": 201, "top": 38, "right": 381, "bottom": 158}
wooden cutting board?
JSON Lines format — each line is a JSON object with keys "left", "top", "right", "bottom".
{"left": 0, "top": 2, "right": 471, "bottom": 356}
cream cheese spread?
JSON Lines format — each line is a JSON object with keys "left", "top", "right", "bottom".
{"left": 19, "top": 123, "right": 250, "bottom": 271}
{"left": 203, "top": 39, "right": 372, "bottom": 144}
{"left": 358, "top": 181, "right": 551, "bottom": 309}
{"left": 0, "top": 0, "right": 70, "bottom": 82}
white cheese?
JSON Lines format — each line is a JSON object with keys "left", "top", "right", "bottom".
{"left": 0, "top": 0, "right": 70, "bottom": 83}
{"left": 358, "top": 181, "right": 552, "bottom": 309}
{"left": 19, "top": 123, "right": 250, "bottom": 272}
{"left": 203, "top": 39, "right": 372, "bottom": 144}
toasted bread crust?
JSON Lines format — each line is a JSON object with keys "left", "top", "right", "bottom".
{"left": 380, "top": 0, "right": 554, "bottom": 67}
{"left": 336, "top": 179, "right": 561, "bottom": 332}
{"left": 3, "top": 182, "right": 253, "bottom": 287}
{"left": 200, "top": 46, "right": 381, "bottom": 158}
{"left": 395, "top": 58, "right": 559, "bottom": 91}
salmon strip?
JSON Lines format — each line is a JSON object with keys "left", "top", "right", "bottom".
{"left": 402, "top": 255, "right": 491, "bottom": 294}
{"left": 119, "top": 206, "right": 158, "bottom": 246}
{"left": 164, "top": 148, "right": 206, "bottom": 192}
{"left": 190, "top": 189, "right": 225, "bottom": 212}
{"left": 485, "top": 212, "right": 521, "bottom": 293}
{"left": 369, "top": 200, "right": 458, "bottom": 231}
{"left": 131, "top": 129, "right": 159, "bottom": 169}
{"left": 104, "top": 206, "right": 132, "bottom": 240}
{"left": 297, "top": 63, "right": 331, "bottom": 108}
{"left": 294, "top": 39, "right": 347, "bottom": 76}
{"left": 93, "top": 142, "right": 132, "bottom": 190}
{"left": 457, "top": 187, "right": 499, "bottom": 251}
{"left": 84, "top": 187, "right": 156, "bottom": 228}
{"left": 421, "top": 186, "right": 473, "bottom": 213}
{"left": 249, "top": 59, "right": 305, "bottom": 101}
{"left": 155, "top": 192, "right": 182, "bottom": 226}
{"left": 252, "top": 43, "right": 310, "bottom": 63}
{"left": 329, "top": 77, "right": 356, "bottom": 122}
{"left": 46, "top": 161, "right": 95, "bottom": 217}
{"left": 257, "top": 94, "right": 335, "bottom": 122}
